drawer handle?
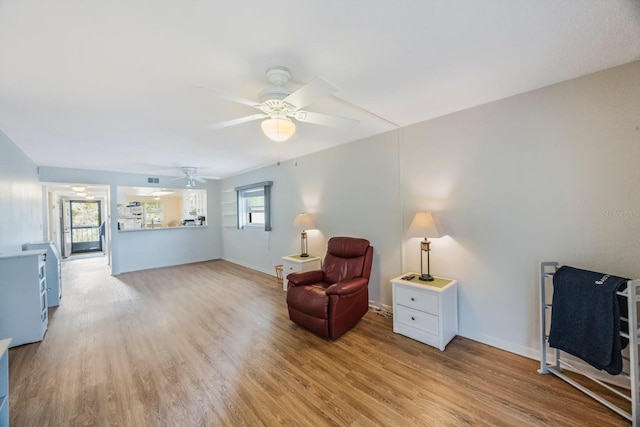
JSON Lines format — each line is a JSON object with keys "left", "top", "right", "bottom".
{"left": 410, "top": 297, "right": 415, "bottom": 302}
{"left": 411, "top": 316, "right": 415, "bottom": 321}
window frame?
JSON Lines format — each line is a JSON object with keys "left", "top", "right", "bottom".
{"left": 235, "top": 181, "right": 272, "bottom": 231}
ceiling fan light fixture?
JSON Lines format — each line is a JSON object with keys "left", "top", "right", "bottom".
{"left": 261, "top": 117, "right": 296, "bottom": 142}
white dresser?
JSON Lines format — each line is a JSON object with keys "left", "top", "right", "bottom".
{"left": 0, "top": 338, "right": 10, "bottom": 427}
{"left": 281, "top": 254, "right": 321, "bottom": 291}
{"left": 391, "top": 273, "right": 458, "bottom": 351}
{"left": 23, "top": 241, "right": 62, "bottom": 307}
{"left": 0, "top": 250, "right": 48, "bottom": 347}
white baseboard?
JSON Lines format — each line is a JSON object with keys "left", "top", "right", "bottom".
{"left": 222, "top": 257, "right": 277, "bottom": 277}
{"left": 460, "top": 332, "right": 630, "bottom": 390}
{"left": 369, "top": 301, "right": 393, "bottom": 318}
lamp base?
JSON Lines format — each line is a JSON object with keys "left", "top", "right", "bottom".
{"left": 419, "top": 273, "right": 434, "bottom": 282}
{"left": 300, "top": 253, "right": 309, "bottom": 258}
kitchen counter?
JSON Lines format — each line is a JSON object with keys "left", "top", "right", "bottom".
{"left": 118, "top": 225, "right": 207, "bottom": 232}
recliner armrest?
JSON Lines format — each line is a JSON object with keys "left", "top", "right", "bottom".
{"left": 326, "top": 277, "right": 368, "bottom": 296}
{"left": 287, "top": 270, "right": 325, "bottom": 287}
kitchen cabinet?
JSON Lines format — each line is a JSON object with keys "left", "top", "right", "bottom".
{"left": 118, "top": 204, "right": 145, "bottom": 230}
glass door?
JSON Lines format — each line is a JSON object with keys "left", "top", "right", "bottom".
{"left": 70, "top": 200, "right": 102, "bottom": 253}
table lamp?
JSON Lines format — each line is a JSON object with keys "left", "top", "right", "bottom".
{"left": 407, "top": 212, "right": 443, "bottom": 281}
{"left": 293, "top": 213, "right": 316, "bottom": 257}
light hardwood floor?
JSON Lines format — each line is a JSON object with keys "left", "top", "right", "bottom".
{"left": 8, "top": 258, "right": 629, "bottom": 426}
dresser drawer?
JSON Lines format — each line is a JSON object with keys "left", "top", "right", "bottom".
{"left": 395, "top": 305, "right": 439, "bottom": 335}
{"left": 395, "top": 285, "right": 438, "bottom": 315}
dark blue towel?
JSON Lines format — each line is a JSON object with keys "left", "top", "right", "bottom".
{"left": 548, "top": 265, "right": 628, "bottom": 375}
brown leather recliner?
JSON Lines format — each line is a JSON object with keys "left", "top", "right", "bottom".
{"left": 286, "top": 236, "right": 374, "bottom": 340}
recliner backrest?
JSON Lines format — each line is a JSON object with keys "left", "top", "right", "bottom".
{"left": 323, "top": 237, "right": 373, "bottom": 284}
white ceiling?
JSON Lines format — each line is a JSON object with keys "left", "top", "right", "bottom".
{"left": 1, "top": 1, "right": 639, "bottom": 180}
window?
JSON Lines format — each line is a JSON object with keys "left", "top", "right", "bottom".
{"left": 235, "top": 181, "right": 272, "bottom": 231}
{"left": 141, "top": 201, "right": 163, "bottom": 226}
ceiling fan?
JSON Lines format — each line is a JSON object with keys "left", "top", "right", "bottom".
{"left": 172, "top": 167, "right": 207, "bottom": 188}
{"left": 204, "top": 66, "right": 359, "bottom": 142}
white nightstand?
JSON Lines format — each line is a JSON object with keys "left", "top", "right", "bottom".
{"left": 391, "top": 273, "right": 458, "bottom": 351}
{"left": 281, "top": 254, "right": 321, "bottom": 291}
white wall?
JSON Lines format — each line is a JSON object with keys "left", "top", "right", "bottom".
{"left": 221, "top": 131, "right": 403, "bottom": 304}
{"left": 221, "top": 60, "right": 640, "bottom": 359}
{"left": 0, "top": 130, "right": 43, "bottom": 253}
{"left": 401, "top": 61, "right": 640, "bottom": 356}
{"left": 38, "top": 166, "right": 223, "bottom": 274}
{"left": 116, "top": 227, "right": 217, "bottom": 273}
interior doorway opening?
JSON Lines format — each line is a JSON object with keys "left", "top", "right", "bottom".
{"left": 42, "top": 183, "right": 111, "bottom": 270}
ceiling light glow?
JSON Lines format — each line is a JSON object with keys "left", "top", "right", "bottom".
{"left": 261, "top": 117, "right": 296, "bottom": 142}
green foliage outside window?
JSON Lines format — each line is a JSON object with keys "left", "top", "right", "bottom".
{"left": 142, "top": 202, "right": 163, "bottom": 225}
{"left": 71, "top": 201, "right": 100, "bottom": 227}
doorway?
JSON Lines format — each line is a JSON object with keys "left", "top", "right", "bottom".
{"left": 70, "top": 200, "right": 103, "bottom": 253}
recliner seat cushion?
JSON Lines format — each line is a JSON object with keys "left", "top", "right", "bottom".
{"left": 286, "top": 283, "right": 329, "bottom": 318}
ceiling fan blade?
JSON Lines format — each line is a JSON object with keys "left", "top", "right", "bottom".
{"left": 193, "top": 176, "right": 207, "bottom": 183}
{"left": 282, "top": 78, "right": 338, "bottom": 109}
{"left": 206, "top": 113, "right": 268, "bottom": 130}
{"left": 170, "top": 176, "right": 184, "bottom": 181}
{"left": 197, "top": 85, "right": 261, "bottom": 109}
{"left": 294, "top": 111, "right": 359, "bottom": 129}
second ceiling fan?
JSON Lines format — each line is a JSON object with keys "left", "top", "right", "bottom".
{"left": 205, "top": 66, "right": 359, "bottom": 142}
{"left": 171, "top": 167, "right": 206, "bottom": 188}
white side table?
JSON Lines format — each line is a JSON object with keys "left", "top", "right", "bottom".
{"left": 391, "top": 273, "right": 458, "bottom": 351}
{"left": 281, "top": 254, "right": 321, "bottom": 291}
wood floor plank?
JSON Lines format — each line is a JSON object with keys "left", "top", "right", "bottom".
{"left": 7, "top": 257, "right": 630, "bottom": 426}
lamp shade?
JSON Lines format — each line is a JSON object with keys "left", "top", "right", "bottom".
{"left": 293, "top": 213, "right": 316, "bottom": 231}
{"left": 407, "top": 212, "right": 443, "bottom": 238}
{"left": 261, "top": 117, "right": 296, "bottom": 142}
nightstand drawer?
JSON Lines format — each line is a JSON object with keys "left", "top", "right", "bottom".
{"left": 395, "top": 305, "right": 439, "bottom": 335}
{"left": 395, "top": 285, "right": 438, "bottom": 315}
{"left": 283, "top": 262, "right": 298, "bottom": 274}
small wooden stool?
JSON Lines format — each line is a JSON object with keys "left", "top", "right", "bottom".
{"left": 274, "top": 264, "right": 283, "bottom": 281}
